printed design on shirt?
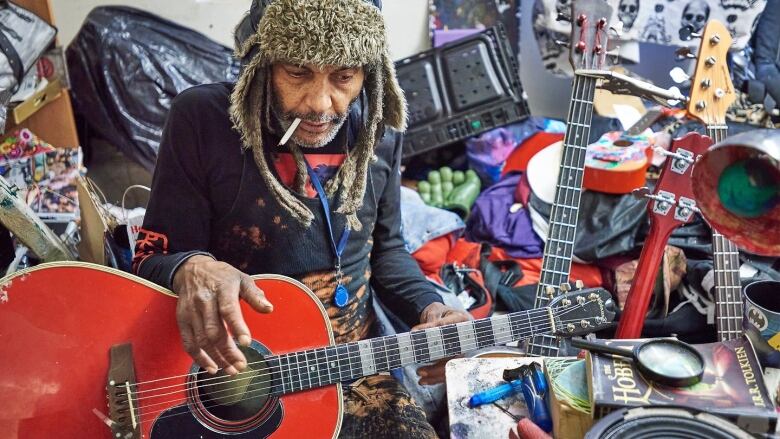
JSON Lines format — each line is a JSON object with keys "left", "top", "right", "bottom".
{"left": 132, "top": 228, "right": 170, "bottom": 273}
{"left": 216, "top": 224, "right": 270, "bottom": 271}
{"left": 341, "top": 375, "right": 437, "bottom": 438}
{"left": 300, "top": 269, "right": 374, "bottom": 344}
{"left": 272, "top": 215, "right": 288, "bottom": 230}
{"left": 272, "top": 153, "right": 346, "bottom": 198}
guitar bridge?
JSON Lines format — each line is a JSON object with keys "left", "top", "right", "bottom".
{"left": 107, "top": 343, "right": 140, "bottom": 439}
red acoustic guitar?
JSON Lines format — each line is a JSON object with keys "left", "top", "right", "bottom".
{"left": 0, "top": 263, "right": 614, "bottom": 438}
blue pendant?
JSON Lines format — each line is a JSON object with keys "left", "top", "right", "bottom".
{"left": 334, "top": 284, "right": 349, "bottom": 308}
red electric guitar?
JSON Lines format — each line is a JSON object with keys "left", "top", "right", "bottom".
{"left": 0, "top": 263, "right": 614, "bottom": 438}
{"left": 615, "top": 132, "right": 712, "bottom": 338}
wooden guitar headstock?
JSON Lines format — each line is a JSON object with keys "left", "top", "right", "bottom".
{"left": 686, "top": 20, "right": 735, "bottom": 127}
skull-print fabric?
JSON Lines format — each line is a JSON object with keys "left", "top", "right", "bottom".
{"left": 533, "top": 0, "right": 767, "bottom": 76}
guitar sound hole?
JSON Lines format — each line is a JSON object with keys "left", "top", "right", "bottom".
{"left": 613, "top": 139, "right": 634, "bottom": 148}
{"left": 187, "top": 342, "right": 279, "bottom": 432}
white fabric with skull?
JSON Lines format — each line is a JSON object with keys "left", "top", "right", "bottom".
{"left": 534, "top": 0, "right": 768, "bottom": 76}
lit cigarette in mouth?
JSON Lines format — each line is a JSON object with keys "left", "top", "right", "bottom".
{"left": 278, "top": 118, "right": 302, "bottom": 146}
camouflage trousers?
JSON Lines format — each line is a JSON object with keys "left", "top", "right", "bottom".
{"left": 339, "top": 374, "right": 439, "bottom": 439}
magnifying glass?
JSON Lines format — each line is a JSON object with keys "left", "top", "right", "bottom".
{"left": 571, "top": 338, "right": 705, "bottom": 387}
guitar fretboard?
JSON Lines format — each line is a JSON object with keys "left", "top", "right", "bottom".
{"left": 265, "top": 310, "right": 554, "bottom": 396}
{"left": 713, "top": 233, "right": 743, "bottom": 341}
{"left": 528, "top": 74, "right": 597, "bottom": 357}
{"left": 707, "top": 125, "right": 743, "bottom": 342}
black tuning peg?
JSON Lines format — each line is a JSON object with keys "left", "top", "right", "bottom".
{"left": 556, "top": 12, "right": 572, "bottom": 23}
{"left": 675, "top": 47, "right": 697, "bottom": 61}
{"left": 678, "top": 25, "right": 702, "bottom": 42}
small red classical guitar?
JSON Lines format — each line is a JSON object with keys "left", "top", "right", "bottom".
{"left": 0, "top": 263, "right": 614, "bottom": 438}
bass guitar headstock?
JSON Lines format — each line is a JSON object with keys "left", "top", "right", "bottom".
{"left": 633, "top": 132, "right": 713, "bottom": 233}
{"left": 549, "top": 286, "right": 616, "bottom": 337}
{"left": 684, "top": 20, "right": 735, "bottom": 127}
{"left": 568, "top": 0, "right": 614, "bottom": 70}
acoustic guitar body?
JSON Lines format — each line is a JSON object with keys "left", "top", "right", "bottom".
{"left": 0, "top": 263, "right": 342, "bottom": 438}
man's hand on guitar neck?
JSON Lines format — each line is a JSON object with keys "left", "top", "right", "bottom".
{"left": 413, "top": 302, "right": 471, "bottom": 385}
{"left": 172, "top": 255, "right": 274, "bottom": 375}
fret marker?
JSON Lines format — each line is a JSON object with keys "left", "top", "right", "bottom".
{"left": 491, "top": 315, "right": 512, "bottom": 344}
{"left": 425, "top": 329, "right": 445, "bottom": 358}
{"left": 457, "top": 323, "right": 477, "bottom": 351}
{"left": 330, "top": 362, "right": 336, "bottom": 368}
{"left": 310, "top": 366, "right": 316, "bottom": 371}
{"left": 396, "top": 333, "right": 415, "bottom": 365}
{"left": 357, "top": 340, "right": 376, "bottom": 375}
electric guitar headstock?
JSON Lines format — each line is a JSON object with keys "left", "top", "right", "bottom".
{"left": 549, "top": 286, "right": 616, "bottom": 337}
{"left": 685, "top": 20, "right": 735, "bottom": 127}
{"left": 633, "top": 132, "right": 713, "bottom": 234}
{"left": 568, "top": 0, "right": 614, "bottom": 71}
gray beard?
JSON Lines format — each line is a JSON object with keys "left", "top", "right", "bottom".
{"left": 271, "top": 95, "right": 348, "bottom": 149}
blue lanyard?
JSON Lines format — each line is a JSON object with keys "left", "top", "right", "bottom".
{"left": 304, "top": 158, "right": 351, "bottom": 307}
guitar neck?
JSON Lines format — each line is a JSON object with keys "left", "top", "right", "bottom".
{"left": 615, "top": 220, "right": 675, "bottom": 338}
{"left": 706, "top": 125, "right": 743, "bottom": 342}
{"left": 713, "top": 232, "right": 743, "bottom": 341}
{"left": 267, "top": 308, "right": 555, "bottom": 396}
{"left": 527, "top": 74, "right": 597, "bottom": 357}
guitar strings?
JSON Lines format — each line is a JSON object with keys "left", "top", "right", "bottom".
{"left": 132, "top": 313, "right": 600, "bottom": 425}
{"left": 127, "top": 305, "right": 567, "bottom": 395}
{"left": 707, "top": 123, "right": 742, "bottom": 340}
{"left": 126, "top": 303, "right": 596, "bottom": 408}
{"left": 713, "top": 233, "right": 742, "bottom": 339}
{"left": 133, "top": 313, "right": 565, "bottom": 418}
{"left": 131, "top": 310, "right": 549, "bottom": 406}
{"left": 124, "top": 305, "right": 558, "bottom": 393}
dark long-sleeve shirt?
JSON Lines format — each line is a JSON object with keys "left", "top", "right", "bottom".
{"left": 755, "top": 0, "right": 780, "bottom": 102}
{"left": 132, "top": 83, "right": 441, "bottom": 341}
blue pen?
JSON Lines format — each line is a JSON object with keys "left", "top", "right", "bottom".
{"left": 468, "top": 379, "right": 524, "bottom": 407}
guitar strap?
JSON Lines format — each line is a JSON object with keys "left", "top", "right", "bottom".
{"left": 303, "top": 157, "right": 351, "bottom": 308}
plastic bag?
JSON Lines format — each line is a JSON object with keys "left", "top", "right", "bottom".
{"left": 66, "top": 6, "right": 240, "bottom": 171}
{"left": 0, "top": 1, "right": 56, "bottom": 132}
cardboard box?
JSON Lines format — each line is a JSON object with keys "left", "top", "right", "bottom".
{"left": 10, "top": 78, "right": 63, "bottom": 125}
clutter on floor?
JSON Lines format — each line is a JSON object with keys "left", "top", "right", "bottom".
{"left": 0, "top": 0, "right": 779, "bottom": 438}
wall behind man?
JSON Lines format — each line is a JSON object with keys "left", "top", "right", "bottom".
{"left": 50, "top": 0, "right": 431, "bottom": 59}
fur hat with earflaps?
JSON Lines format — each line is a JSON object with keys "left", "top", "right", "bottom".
{"left": 230, "top": 0, "right": 407, "bottom": 231}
